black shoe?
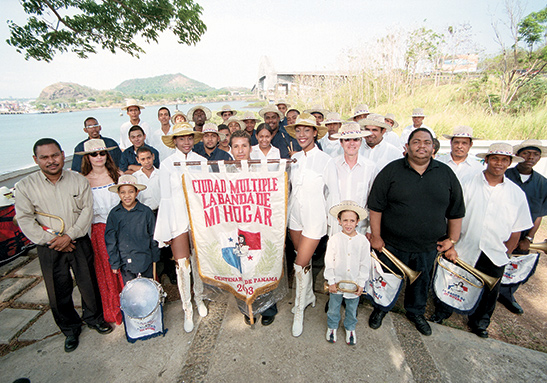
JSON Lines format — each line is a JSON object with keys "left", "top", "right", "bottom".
{"left": 325, "top": 299, "right": 329, "bottom": 313}
{"left": 261, "top": 315, "right": 276, "bottom": 326}
{"left": 64, "top": 335, "right": 79, "bottom": 352}
{"left": 429, "top": 313, "right": 445, "bottom": 324}
{"left": 498, "top": 295, "right": 524, "bottom": 314}
{"left": 369, "top": 309, "right": 387, "bottom": 329}
{"left": 244, "top": 315, "right": 257, "bottom": 326}
{"left": 471, "top": 327, "right": 489, "bottom": 338}
{"left": 88, "top": 321, "right": 113, "bottom": 335}
{"left": 406, "top": 314, "right": 432, "bottom": 336}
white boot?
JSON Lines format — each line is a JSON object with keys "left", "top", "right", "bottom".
{"left": 292, "top": 263, "right": 312, "bottom": 337}
{"left": 291, "top": 269, "right": 316, "bottom": 314}
{"left": 176, "top": 258, "right": 194, "bottom": 333}
{"left": 190, "top": 252, "right": 208, "bottom": 318}
{"left": 196, "top": 299, "right": 208, "bottom": 317}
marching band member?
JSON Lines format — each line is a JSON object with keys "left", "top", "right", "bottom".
{"left": 358, "top": 114, "right": 403, "bottom": 171}
{"left": 367, "top": 128, "right": 465, "bottom": 336}
{"left": 318, "top": 112, "right": 344, "bottom": 158}
{"left": 155, "top": 122, "right": 208, "bottom": 332}
{"left": 498, "top": 139, "right": 547, "bottom": 314}
{"left": 431, "top": 143, "right": 532, "bottom": 338}
{"left": 286, "top": 113, "right": 339, "bottom": 337}
{"left": 436, "top": 125, "right": 484, "bottom": 181}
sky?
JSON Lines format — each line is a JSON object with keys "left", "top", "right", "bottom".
{"left": 0, "top": 0, "right": 545, "bottom": 99}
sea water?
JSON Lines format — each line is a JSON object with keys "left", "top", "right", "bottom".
{"left": 0, "top": 100, "right": 256, "bottom": 175}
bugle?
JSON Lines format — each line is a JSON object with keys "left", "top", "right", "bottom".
{"left": 323, "top": 280, "right": 359, "bottom": 294}
{"left": 372, "top": 247, "right": 421, "bottom": 285}
{"left": 529, "top": 240, "right": 547, "bottom": 254}
{"left": 438, "top": 252, "right": 499, "bottom": 290}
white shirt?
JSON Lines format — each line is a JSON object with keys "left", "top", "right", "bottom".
{"left": 154, "top": 150, "right": 206, "bottom": 245}
{"left": 399, "top": 124, "right": 436, "bottom": 149}
{"left": 120, "top": 120, "right": 152, "bottom": 150}
{"left": 134, "top": 168, "right": 161, "bottom": 211}
{"left": 91, "top": 183, "right": 119, "bottom": 224}
{"left": 250, "top": 145, "right": 280, "bottom": 160}
{"left": 330, "top": 154, "right": 378, "bottom": 235}
{"left": 318, "top": 135, "right": 343, "bottom": 158}
{"left": 289, "top": 146, "right": 340, "bottom": 233}
{"left": 324, "top": 231, "right": 371, "bottom": 298}
{"left": 359, "top": 139, "right": 403, "bottom": 171}
{"left": 383, "top": 131, "right": 401, "bottom": 149}
{"left": 149, "top": 127, "right": 175, "bottom": 162}
{"left": 456, "top": 172, "right": 533, "bottom": 267}
{"left": 435, "top": 153, "right": 484, "bottom": 182}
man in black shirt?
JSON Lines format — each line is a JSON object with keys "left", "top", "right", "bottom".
{"left": 367, "top": 128, "right": 465, "bottom": 336}
{"left": 258, "top": 105, "right": 300, "bottom": 159}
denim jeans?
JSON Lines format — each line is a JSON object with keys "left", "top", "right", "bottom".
{"left": 327, "top": 294, "right": 359, "bottom": 331}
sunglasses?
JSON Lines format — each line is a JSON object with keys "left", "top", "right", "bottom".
{"left": 85, "top": 124, "right": 101, "bottom": 129}
{"left": 89, "top": 151, "right": 107, "bottom": 157}
{"left": 341, "top": 138, "right": 361, "bottom": 142}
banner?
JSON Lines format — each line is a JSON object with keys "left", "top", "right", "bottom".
{"left": 183, "top": 161, "right": 288, "bottom": 306}
{"left": 365, "top": 256, "right": 403, "bottom": 311}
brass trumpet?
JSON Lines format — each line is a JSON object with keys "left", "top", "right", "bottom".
{"left": 372, "top": 247, "right": 421, "bottom": 285}
{"left": 323, "top": 280, "right": 359, "bottom": 294}
{"left": 529, "top": 240, "right": 547, "bottom": 254}
{"left": 438, "top": 252, "right": 499, "bottom": 290}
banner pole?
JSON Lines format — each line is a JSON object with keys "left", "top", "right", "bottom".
{"left": 248, "top": 303, "right": 254, "bottom": 325}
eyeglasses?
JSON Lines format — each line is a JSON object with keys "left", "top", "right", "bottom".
{"left": 85, "top": 124, "right": 101, "bottom": 129}
{"left": 89, "top": 151, "right": 107, "bottom": 157}
{"left": 341, "top": 138, "right": 362, "bottom": 142}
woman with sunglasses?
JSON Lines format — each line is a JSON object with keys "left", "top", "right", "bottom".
{"left": 285, "top": 113, "right": 339, "bottom": 337}
{"left": 78, "top": 139, "right": 124, "bottom": 325}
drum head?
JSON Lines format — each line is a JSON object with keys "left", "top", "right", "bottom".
{"left": 120, "top": 277, "right": 160, "bottom": 319}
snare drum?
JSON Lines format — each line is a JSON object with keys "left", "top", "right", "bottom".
{"left": 120, "top": 277, "right": 167, "bottom": 342}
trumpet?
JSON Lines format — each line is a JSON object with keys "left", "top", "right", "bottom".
{"left": 323, "top": 280, "right": 359, "bottom": 294}
{"left": 372, "top": 247, "right": 421, "bottom": 285}
{"left": 438, "top": 252, "right": 499, "bottom": 290}
{"left": 529, "top": 240, "right": 547, "bottom": 254}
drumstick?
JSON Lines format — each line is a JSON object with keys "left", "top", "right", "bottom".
{"left": 153, "top": 262, "right": 157, "bottom": 281}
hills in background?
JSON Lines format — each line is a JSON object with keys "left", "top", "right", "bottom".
{"left": 35, "top": 73, "right": 252, "bottom": 110}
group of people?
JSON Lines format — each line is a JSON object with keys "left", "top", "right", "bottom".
{"left": 14, "top": 98, "right": 546, "bottom": 352}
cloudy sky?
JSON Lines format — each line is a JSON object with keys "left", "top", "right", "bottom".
{"left": 0, "top": 0, "right": 545, "bottom": 98}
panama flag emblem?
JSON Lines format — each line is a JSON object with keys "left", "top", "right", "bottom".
{"left": 220, "top": 229, "right": 262, "bottom": 274}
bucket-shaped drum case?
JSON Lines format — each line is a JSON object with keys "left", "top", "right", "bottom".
{"left": 120, "top": 276, "right": 167, "bottom": 343}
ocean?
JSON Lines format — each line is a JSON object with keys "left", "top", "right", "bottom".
{"left": 0, "top": 100, "right": 256, "bottom": 175}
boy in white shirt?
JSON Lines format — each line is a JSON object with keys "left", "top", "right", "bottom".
{"left": 133, "top": 147, "right": 161, "bottom": 212}
{"left": 324, "top": 201, "right": 371, "bottom": 346}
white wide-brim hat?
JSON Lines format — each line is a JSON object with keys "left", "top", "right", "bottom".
{"left": 442, "top": 125, "right": 480, "bottom": 140}
{"left": 275, "top": 100, "right": 291, "bottom": 108}
{"left": 121, "top": 99, "right": 145, "bottom": 110}
{"left": 411, "top": 108, "right": 426, "bottom": 117}
{"left": 324, "top": 112, "right": 343, "bottom": 125}
{"left": 75, "top": 139, "right": 116, "bottom": 155}
{"left": 285, "top": 113, "right": 328, "bottom": 140}
{"left": 357, "top": 113, "right": 392, "bottom": 131}
{"left": 202, "top": 122, "right": 226, "bottom": 141}
{"left": 350, "top": 104, "right": 370, "bottom": 119}
{"left": 108, "top": 174, "right": 147, "bottom": 193}
{"left": 240, "top": 111, "right": 260, "bottom": 122}
{"left": 329, "top": 200, "right": 368, "bottom": 221}
{"left": 513, "top": 139, "right": 547, "bottom": 158}
{"left": 225, "top": 117, "right": 245, "bottom": 131}
{"left": 303, "top": 105, "right": 329, "bottom": 117}
{"left": 216, "top": 104, "right": 238, "bottom": 117}
{"left": 161, "top": 122, "right": 203, "bottom": 148}
{"left": 476, "top": 142, "right": 524, "bottom": 163}
{"left": 187, "top": 105, "right": 212, "bottom": 120}
{"left": 0, "top": 186, "right": 14, "bottom": 207}
{"left": 170, "top": 110, "right": 188, "bottom": 124}
{"left": 331, "top": 122, "right": 371, "bottom": 139}
{"left": 384, "top": 113, "right": 399, "bottom": 130}
{"left": 259, "top": 105, "right": 284, "bottom": 119}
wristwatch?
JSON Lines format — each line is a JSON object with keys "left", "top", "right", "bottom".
{"left": 525, "top": 236, "right": 534, "bottom": 242}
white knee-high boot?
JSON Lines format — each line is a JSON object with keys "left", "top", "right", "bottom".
{"left": 291, "top": 262, "right": 316, "bottom": 314}
{"left": 176, "top": 258, "right": 194, "bottom": 333}
{"left": 292, "top": 263, "right": 312, "bottom": 337}
{"left": 189, "top": 253, "right": 208, "bottom": 317}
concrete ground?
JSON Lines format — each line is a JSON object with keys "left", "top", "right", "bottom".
{"left": 1, "top": 250, "right": 547, "bottom": 383}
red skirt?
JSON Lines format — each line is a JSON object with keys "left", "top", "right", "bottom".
{"left": 91, "top": 223, "right": 124, "bottom": 325}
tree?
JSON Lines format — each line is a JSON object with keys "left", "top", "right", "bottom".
{"left": 6, "top": 0, "right": 207, "bottom": 62}
{"left": 518, "top": 6, "right": 547, "bottom": 54}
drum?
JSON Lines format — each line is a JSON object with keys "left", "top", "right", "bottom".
{"left": 120, "top": 276, "right": 167, "bottom": 342}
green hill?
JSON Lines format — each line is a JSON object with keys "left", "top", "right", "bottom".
{"left": 38, "top": 82, "right": 103, "bottom": 100}
{"left": 114, "top": 73, "right": 213, "bottom": 95}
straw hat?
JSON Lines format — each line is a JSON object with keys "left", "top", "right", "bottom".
{"left": 329, "top": 200, "right": 368, "bottom": 221}
{"left": 384, "top": 113, "right": 399, "bottom": 130}
{"left": 513, "top": 139, "right": 547, "bottom": 158}
{"left": 121, "top": 99, "right": 145, "bottom": 110}
{"left": 357, "top": 113, "right": 391, "bottom": 131}
{"left": 108, "top": 175, "right": 146, "bottom": 193}
{"left": 0, "top": 186, "right": 14, "bottom": 208}
{"left": 170, "top": 110, "right": 188, "bottom": 124}
{"left": 161, "top": 122, "right": 203, "bottom": 148}
{"left": 324, "top": 112, "right": 343, "bottom": 125}
{"left": 411, "top": 108, "right": 426, "bottom": 117}
{"left": 303, "top": 104, "right": 329, "bottom": 116}
{"left": 331, "top": 122, "right": 371, "bottom": 140}
{"left": 285, "top": 113, "right": 328, "bottom": 140}
{"left": 275, "top": 100, "right": 291, "bottom": 108}
{"left": 75, "top": 139, "right": 116, "bottom": 155}
{"left": 187, "top": 105, "right": 212, "bottom": 120}
{"left": 202, "top": 122, "right": 226, "bottom": 141}
{"left": 442, "top": 125, "right": 480, "bottom": 140}
{"left": 225, "top": 117, "right": 245, "bottom": 131}
{"left": 476, "top": 143, "right": 524, "bottom": 163}
{"left": 240, "top": 111, "right": 260, "bottom": 121}
{"left": 350, "top": 104, "right": 370, "bottom": 119}
{"left": 216, "top": 104, "right": 238, "bottom": 117}
{"left": 259, "top": 104, "right": 284, "bottom": 119}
